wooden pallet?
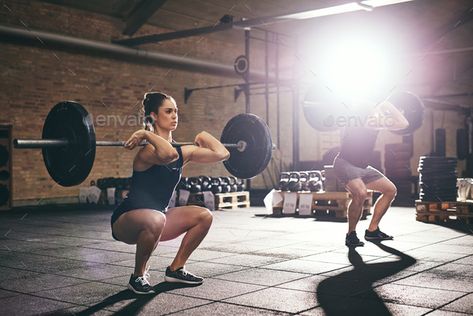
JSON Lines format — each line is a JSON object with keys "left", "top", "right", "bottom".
{"left": 187, "top": 191, "right": 250, "bottom": 210}
{"left": 415, "top": 200, "right": 473, "bottom": 224}
{"left": 272, "top": 190, "right": 372, "bottom": 221}
{"left": 456, "top": 200, "right": 473, "bottom": 215}
{"left": 215, "top": 191, "right": 250, "bottom": 209}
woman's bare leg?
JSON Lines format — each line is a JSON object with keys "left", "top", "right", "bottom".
{"left": 112, "top": 209, "right": 166, "bottom": 276}
{"left": 161, "top": 205, "right": 213, "bottom": 270}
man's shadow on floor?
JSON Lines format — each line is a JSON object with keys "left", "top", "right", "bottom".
{"left": 45, "top": 282, "right": 200, "bottom": 316}
{"left": 316, "top": 242, "right": 416, "bottom": 316}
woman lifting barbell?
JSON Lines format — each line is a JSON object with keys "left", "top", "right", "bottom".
{"left": 111, "top": 92, "right": 229, "bottom": 295}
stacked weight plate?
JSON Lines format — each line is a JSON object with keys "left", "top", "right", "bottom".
{"left": 417, "top": 156, "right": 457, "bottom": 202}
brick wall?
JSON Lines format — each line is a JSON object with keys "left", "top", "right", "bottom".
{"left": 0, "top": 0, "right": 297, "bottom": 203}
{"left": 3, "top": 1, "right": 458, "bottom": 205}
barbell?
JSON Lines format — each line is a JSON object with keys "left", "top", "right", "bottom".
{"left": 303, "top": 90, "right": 425, "bottom": 135}
{"left": 13, "top": 101, "right": 273, "bottom": 186}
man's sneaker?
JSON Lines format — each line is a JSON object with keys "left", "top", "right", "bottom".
{"left": 127, "top": 273, "right": 155, "bottom": 295}
{"left": 165, "top": 266, "right": 204, "bottom": 285}
{"left": 345, "top": 231, "right": 365, "bottom": 247}
{"left": 365, "top": 228, "right": 393, "bottom": 241}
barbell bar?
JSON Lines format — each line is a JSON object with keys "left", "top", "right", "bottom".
{"left": 14, "top": 101, "right": 273, "bottom": 186}
{"left": 13, "top": 139, "right": 244, "bottom": 149}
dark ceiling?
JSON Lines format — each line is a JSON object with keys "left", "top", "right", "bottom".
{"left": 38, "top": 0, "right": 473, "bottom": 108}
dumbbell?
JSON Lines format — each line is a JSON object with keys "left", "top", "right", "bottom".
{"left": 188, "top": 177, "right": 202, "bottom": 193}
{"left": 199, "top": 175, "right": 212, "bottom": 192}
{"left": 308, "top": 170, "right": 323, "bottom": 192}
{"left": 288, "top": 172, "right": 302, "bottom": 192}
{"left": 210, "top": 177, "right": 222, "bottom": 194}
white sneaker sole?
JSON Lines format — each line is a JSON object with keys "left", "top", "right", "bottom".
{"left": 127, "top": 283, "right": 155, "bottom": 295}
{"left": 164, "top": 276, "right": 203, "bottom": 285}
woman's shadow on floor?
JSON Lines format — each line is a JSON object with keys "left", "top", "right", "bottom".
{"left": 45, "top": 282, "right": 200, "bottom": 316}
{"left": 316, "top": 242, "right": 416, "bottom": 316}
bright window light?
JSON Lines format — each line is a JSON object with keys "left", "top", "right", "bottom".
{"left": 302, "top": 30, "right": 409, "bottom": 105}
{"left": 280, "top": 0, "right": 414, "bottom": 20}
{"left": 323, "top": 38, "right": 392, "bottom": 100}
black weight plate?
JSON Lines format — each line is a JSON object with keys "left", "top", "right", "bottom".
{"left": 418, "top": 165, "right": 457, "bottom": 169}
{"left": 419, "top": 179, "right": 457, "bottom": 184}
{"left": 303, "top": 85, "right": 347, "bottom": 132}
{"left": 419, "top": 178, "right": 457, "bottom": 183}
{"left": 419, "top": 179, "right": 457, "bottom": 185}
{"left": 419, "top": 184, "right": 457, "bottom": 190}
{"left": 418, "top": 156, "right": 457, "bottom": 162}
{"left": 0, "top": 145, "right": 8, "bottom": 167}
{"left": 418, "top": 164, "right": 457, "bottom": 169}
{"left": 418, "top": 159, "right": 457, "bottom": 163}
{"left": 418, "top": 172, "right": 457, "bottom": 177}
{"left": 419, "top": 191, "right": 457, "bottom": 197}
{"left": 417, "top": 168, "right": 457, "bottom": 173}
{"left": 418, "top": 183, "right": 457, "bottom": 189}
{"left": 0, "top": 170, "right": 10, "bottom": 181}
{"left": 0, "top": 184, "right": 9, "bottom": 206}
{"left": 418, "top": 168, "right": 457, "bottom": 173}
{"left": 418, "top": 160, "right": 457, "bottom": 165}
{"left": 42, "top": 101, "right": 96, "bottom": 187}
{"left": 418, "top": 194, "right": 457, "bottom": 201}
{"left": 419, "top": 190, "right": 457, "bottom": 196}
{"left": 419, "top": 189, "right": 457, "bottom": 196}
{"left": 419, "top": 193, "right": 457, "bottom": 199}
{"left": 221, "top": 113, "right": 272, "bottom": 179}
{"left": 388, "top": 91, "right": 425, "bottom": 135}
{"left": 418, "top": 166, "right": 457, "bottom": 170}
{"left": 418, "top": 176, "right": 457, "bottom": 181}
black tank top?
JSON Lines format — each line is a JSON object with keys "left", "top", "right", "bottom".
{"left": 339, "top": 127, "right": 379, "bottom": 168}
{"left": 111, "top": 146, "right": 184, "bottom": 224}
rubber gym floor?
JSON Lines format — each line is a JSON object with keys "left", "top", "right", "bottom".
{"left": 0, "top": 205, "right": 472, "bottom": 315}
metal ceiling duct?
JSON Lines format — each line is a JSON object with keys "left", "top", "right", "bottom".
{"left": 0, "top": 25, "right": 240, "bottom": 78}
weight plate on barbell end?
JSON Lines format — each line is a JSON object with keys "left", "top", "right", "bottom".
{"left": 42, "top": 101, "right": 96, "bottom": 187}
{"left": 388, "top": 91, "right": 425, "bottom": 135}
{"left": 221, "top": 113, "right": 272, "bottom": 179}
{"left": 303, "top": 86, "right": 346, "bottom": 132}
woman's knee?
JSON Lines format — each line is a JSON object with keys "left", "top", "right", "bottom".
{"left": 197, "top": 207, "right": 213, "bottom": 227}
{"left": 143, "top": 213, "right": 166, "bottom": 238}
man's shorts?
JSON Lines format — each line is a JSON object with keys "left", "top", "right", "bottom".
{"left": 333, "top": 156, "right": 384, "bottom": 186}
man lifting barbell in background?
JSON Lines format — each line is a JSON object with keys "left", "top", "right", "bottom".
{"left": 333, "top": 97, "right": 410, "bottom": 248}
{"left": 112, "top": 91, "right": 230, "bottom": 294}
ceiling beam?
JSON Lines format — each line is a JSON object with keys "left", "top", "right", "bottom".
{"left": 122, "top": 0, "right": 167, "bottom": 36}
{"left": 113, "top": 0, "right": 413, "bottom": 46}
{"left": 423, "top": 5, "right": 473, "bottom": 49}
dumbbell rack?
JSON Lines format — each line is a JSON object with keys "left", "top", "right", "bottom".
{"left": 187, "top": 191, "right": 250, "bottom": 210}
{"left": 272, "top": 191, "right": 373, "bottom": 222}
{"left": 415, "top": 200, "right": 473, "bottom": 225}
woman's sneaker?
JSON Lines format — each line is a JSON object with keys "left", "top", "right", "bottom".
{"left": 127, "top": 273, "right": 155, "bottom": 294}
{"left": 165, "top": 266, "right": 204, "bottom": 285}
{"left": 365, "top": 228, "right": 393, "bottom": 241}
